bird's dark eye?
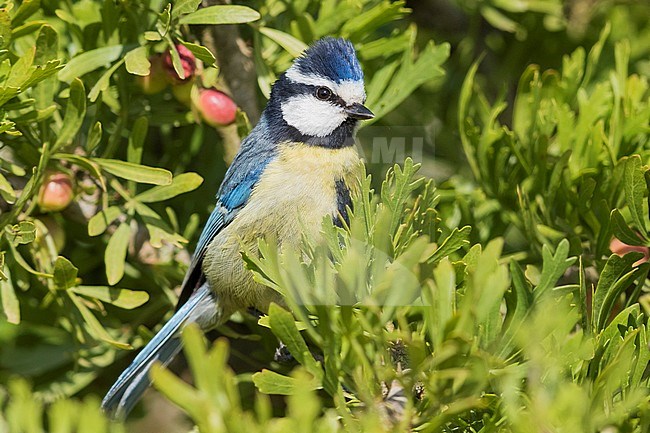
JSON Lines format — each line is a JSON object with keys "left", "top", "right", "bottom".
{"left": 315, "top": 87, "right": 332, "bottom": 100}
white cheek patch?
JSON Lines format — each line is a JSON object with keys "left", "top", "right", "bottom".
{"left": 281, "top": 95, "right": 346, "bottom": 137}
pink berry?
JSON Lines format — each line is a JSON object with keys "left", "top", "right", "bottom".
{"left": 38, "top": 172, "right": 74, "bottom": 212}
{"left": 196, "top": 89, "right": 237, "bottom": 126}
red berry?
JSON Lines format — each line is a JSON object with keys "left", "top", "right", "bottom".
{"left": 137, "top": 55, "right": 168, "bottom": 95}
{"left": 196, "top": 89, "right": 237, "bottom": 126}
{"left": 38, "top": 172, "right": 74, "bottom": 212}
{"left": 163, "top": 44, "right": 196, "bottom": 83}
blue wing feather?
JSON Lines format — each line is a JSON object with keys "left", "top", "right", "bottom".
{"left": 176, "top": 119, "right": 278, "bottom": 308}
{"left": 220, "top": 165, "right": 266, "bottom": 210}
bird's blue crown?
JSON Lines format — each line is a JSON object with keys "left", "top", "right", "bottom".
{"left": 292, "top": 37, "right": 364, "bottom": 83}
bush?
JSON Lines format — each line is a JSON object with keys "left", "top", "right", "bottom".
{"left": 1, "top": 0, "right": 649, "bottom": 432}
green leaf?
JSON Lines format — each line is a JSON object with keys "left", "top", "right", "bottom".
{"left": 426, "top": 226, "right": 471, "bottom": 264}
{"left": 135, "top": 172, "right": 203, "bottom": 203}
{"left": 34, "top": 25, "right": 57, "bottom": 63}
{"left": 584, "top": 22, "right": 610, "bottom": 86}
{"left": 53, "top": 78, "right": 86, "bottom": 151}
{"left": 53, "top": 153, "right": 106, "bottom": 192}
{"left": 88, "top": 58, "right": 124, "bottom": 102}
{"left": 339, "top": 0, "right": 408, "bottom": 39}
{"left": 0, "top": 10, "right": 10, "bottom": 50}
{"left": 70, "top": 285, "right": 149, "bottom": 309}
{"left": 0, "top": 266, "right": 19, "bottom": 324}
{"left": 253, "top": 370, "right": 316, "bottom": 395}
{"left": 257, "top": 314, "right": 307, "bottom": 331}
{"left": 179, "top": 324, "right": 210, "bottom": 393}
{"left": 101, "top": 0, "right": 119, "bottom": 40}
{"left": 365, "top": 60, "right": 398, "bottom": 108}
{"left": 380, "top": 158, "right": 424, "bottom": 237}
{"left": 500, "top": 260, "right": 533, "bottom": 352}
{"left": 124, "top": 46, "right": 151, "bottom": 76}
{"left": 171, "top": 0, "right": 203, "bottom": 19}
{"left": 33, "top": 25, "right": 59, "bottom": 110}
{"left": 11, "top": 104, "right": 56, "bottom": 123}
{"left": 471, "top": 238, "right": 509, "bottom": 330}
{"left": 5, "top": 240, "right": 52, "bottom": 279}
{"left": 593, "top": 254, "right": 648, "bottom": 332}
{"left": 1, "top": 87, "right": 22, "bottom": 109}
{"left": 133, "top": 202, "right": 186, "bottom": 248}
{"left": 12, "top": 20, "right": 48, "bottom": 39}
{"left": 611, "top": 209, "right": 645, "bottom": 246}
{"left": 358, "top": 33, "right": 410, "bottom": 60}
{"left": 6, "top": 221, "right": 36, "bottom": 246}
{"left": 425, "top": 258, "right": 456, "bottom": 347}
{"left": 631, "top": 324, "right": 649, "bottom": 387}
{"left": 253, "top": 32, "right": 275, "bottom": 99}
{"left": 368, "top": 39, "right": 449, "bottom": 122}
{"left": 598, "top": 304, "right": 641, "bottom": 363}
{"left": 178, "top": 5, "right": 260, "bottom": 25}
{"left": 144, "top": 31, "right": 162, "bottom": 41}
{"left": 268, "top": 303, "right": 322, "bottom": 380}
{"left": 259, "top": 27, "right": 308, "bottom": 57}
{"left": 622, "top": 156, "right": 649, "bottom": 235}
{"left": 179, "top": 40, "right": 216, "bottom": 66}
{"left": 166, "top": 42, "right": 186, "bottom": 80}
{"left": 535, "top": 239, "right": 576, "bottom": 299}
{"left": 127, "top": 116, "right": 149, "bottom": 165}
{"left": 6, "top": 48, "right": 34, "bottom": 87}
{"left": 57, "top": 45, "right": 123, "bottom": 82}
{"left": 458, "top": 60, "right": 481, "bottom": 181}
{"left": 88, "top": 206, "right": 122, "bottom": 236}
{"left": 86, "top": 121, "right": 102, "bottom": 154}
{"left": 11, "top": 0, "right": 40, "bottom": 27}
{"left": 156, "top": 4, "right": 172, "bottom": 37}
{"left": 151, "top": 363, "right": 202, "bottom": 413}
{"left": 53, "top": 256, "right": 78, "bottom": 290}
{"left": 105, "top": 222, "right": 131, "bottom": 285}
{"left": 480, "top": 5, "right": 521, "bottom": 33}
{"left": 93, "top": 158, "right": 172, "bottom": 185}
{"left": 0, "top": 172, "right": 16, "bottom": 204}
{"left": 67, "top": 291, "right": 130, "bottom": 349}
{"left": 0, "top": 120, "right": 17, "bottom": 135}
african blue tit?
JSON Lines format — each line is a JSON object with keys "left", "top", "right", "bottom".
{"left": 101, "top": 37, "right": 374, "bottom": 419}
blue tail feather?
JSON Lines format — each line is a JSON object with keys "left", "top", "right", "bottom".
{"left": 101, "top": 284, "right": 217, "bottom": 420}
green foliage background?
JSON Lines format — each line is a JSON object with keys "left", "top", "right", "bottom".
{"left": 1, "top": 0, "right": 649, "bottom": 432}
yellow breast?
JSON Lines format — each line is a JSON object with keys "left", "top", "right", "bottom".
{"left": 203, "top": 142, "right": 361, "bottom": 313}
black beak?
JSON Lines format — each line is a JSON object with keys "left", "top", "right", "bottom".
{"left": 345, "top": 103, "right": 374, "bottom": 120}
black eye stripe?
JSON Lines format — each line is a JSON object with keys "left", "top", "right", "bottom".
{"left": 315, "top": 87, "right": 346, "bottom": 107}
{"left": 331, "top": 96, "right": 346, "bottom": 107}
{"left": 282, "top": 81, "right": 347, "bottom": 107}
